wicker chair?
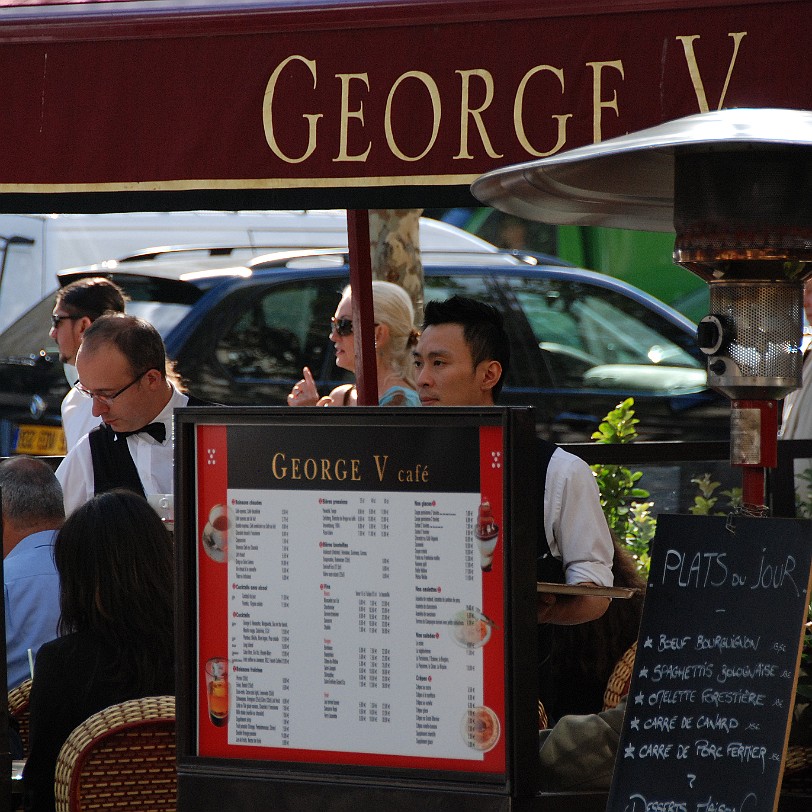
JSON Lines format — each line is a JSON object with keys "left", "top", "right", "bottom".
{"left": 538, "top": 699, "right": 548, "bottom": 730}
{"left": 603, "top": 641, "right": 637, "bottom": 711}
{"left": 53, "top": 695, "right": 176, "bottom": 812}
{"left": 8, "top": 677, "right": 33, "bottom": 756}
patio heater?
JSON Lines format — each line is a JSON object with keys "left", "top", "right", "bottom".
{"left": 471, "top": 108, "right": 812, "bottom": 512}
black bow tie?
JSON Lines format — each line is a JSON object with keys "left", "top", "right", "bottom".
{"left": 115, "top": 422, "right": 166, "bottom": 444}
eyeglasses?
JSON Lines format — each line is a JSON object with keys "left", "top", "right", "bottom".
{"left": 51, "top": 314, "right": 82, "bottom": 329}
{"left": 74, "top": 369, "right": 150, "bottom": 407}
{"left": 330, "top": 317, "right": 354, "bottom": 337}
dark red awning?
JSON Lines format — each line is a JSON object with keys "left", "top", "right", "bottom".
{"left": 0, "top": 0, "right": 807, "bottom": 211}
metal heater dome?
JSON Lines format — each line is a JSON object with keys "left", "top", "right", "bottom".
{"left": 472, "top": 107, "right": 812, "bottom": 507}
{"left": 471, "top": 107, "right": 812, "bottom": 237}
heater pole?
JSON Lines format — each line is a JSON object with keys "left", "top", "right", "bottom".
{"left": 741, "top": 468, "right": 766, "bottom": 511}
{"left": 730, "top": 399, "right": 779, "bottom": 514}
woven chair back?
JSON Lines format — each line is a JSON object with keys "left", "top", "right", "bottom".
{"left": 8, "top": 678, "right": 33, "bottom": 756}
{"left": 54, "top": 695, "right": 176, "bottom": 812}
{"left": 603, "top": 641, "right": 637, "bottom": 711}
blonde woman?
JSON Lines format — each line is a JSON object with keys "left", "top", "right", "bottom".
{"left": 288, "top": 281, "right": 420, "bottom": 407}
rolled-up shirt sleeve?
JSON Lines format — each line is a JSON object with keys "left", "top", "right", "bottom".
{"left": 55, "top": 434, "right": 95, "bottom": 517}
{"left": 544, "top": 448, "right": 614, "bottom": 587}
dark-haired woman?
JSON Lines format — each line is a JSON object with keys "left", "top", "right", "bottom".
{"left": 24, "top": 490, "right": 174, "bottom": 812}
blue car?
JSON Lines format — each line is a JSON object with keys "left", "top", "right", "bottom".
{"left": 0, "top": 247, "right": 727, "bottom": 455}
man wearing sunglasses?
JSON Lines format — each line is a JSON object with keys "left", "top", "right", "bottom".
{"left": 50, "top": 277, "right": 128, "bottom": 449}
{"left": 55, "top": 313, "right": 194, "bottom": 515}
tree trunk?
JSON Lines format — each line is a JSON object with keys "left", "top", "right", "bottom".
{"left": 368, "top": 209, "right": 424, "bottom": 324}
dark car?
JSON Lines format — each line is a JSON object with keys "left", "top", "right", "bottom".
{"left": 0, "top": 248, "right": 728, "bottom": 456}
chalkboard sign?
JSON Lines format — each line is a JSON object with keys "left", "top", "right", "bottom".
{"left": 608, "top": 514, "right": 812, "bottom": 812}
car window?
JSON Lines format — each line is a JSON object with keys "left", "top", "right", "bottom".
{"left": 0, "top": 273, "right": 202, "bottom": 360}
{"left": 501, "top": 277, "right": 707, "bottom": 394}
{"left": 0, "top": 296, "right": 55, "bottom": 356}
{"left": 127, "top": 302, "right": 193, "bottom": 337}
{"left": 424, "top": 274, "right": 493, "bottom": 304}
{"left": 214, "top": 278, "right": 347, "bottom": 381}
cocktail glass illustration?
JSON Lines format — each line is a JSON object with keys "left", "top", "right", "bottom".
{"left": 205, "top": 657, "right": 229, "bottom": 727}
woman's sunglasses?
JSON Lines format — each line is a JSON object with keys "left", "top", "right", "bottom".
{"left": 330, "top": 317, "right": 354, "bottom": 337}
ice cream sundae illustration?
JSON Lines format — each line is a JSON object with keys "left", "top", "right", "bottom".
{"left": 475, "top": 497, "right": 499, "bottom": 571}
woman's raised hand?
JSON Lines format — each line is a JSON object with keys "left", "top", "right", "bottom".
{"left": 287, "top": 366, "right": 321, "bottom": 406}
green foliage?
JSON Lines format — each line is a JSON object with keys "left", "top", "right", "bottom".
{"left": 590, "top": 398, "right": 641, "bottom": 445}
{"left": 794, "top": 466, "right": 812, "bottom": 519}
{"left": 589, "top": 405, "right": 812, "bottom": 741}
{"left": 590, "top": 398, "right": 653, "bottom": 576}
{"left": 687, "top": 473, "right": 742, "bottom": 516}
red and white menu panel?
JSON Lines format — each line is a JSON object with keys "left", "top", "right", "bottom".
{"left": 196, "top": 422, "right": 506, "bottom": 774}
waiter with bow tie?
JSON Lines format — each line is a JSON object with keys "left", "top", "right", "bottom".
{"left": 55, "top": 313, "right": 199, "bottom": 516}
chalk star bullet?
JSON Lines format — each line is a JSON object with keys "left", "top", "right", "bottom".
{"left": 643, "top": 636, "right": 653, "bottom": 648}
{"left": 630, "top": 717, "right": 640, "bottom": 730}
{"left": 624, "top": 744, "right": 636, "bottom": 759}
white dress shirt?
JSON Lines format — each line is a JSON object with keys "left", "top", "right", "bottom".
{"left": 780, "top": 344, "right": 812, "bottom": 440}
{"left": 544, "top": 447, "right": 614, "bottom": 587}
{"left": 56, "top": 385, "right": 189, "bottom": 516}
{"left": 61, "top": 386, "right": 103, "bottom": 450}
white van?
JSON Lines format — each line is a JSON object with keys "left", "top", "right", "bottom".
{"left": 0, "top": 210, "right": 495, "bottom": 332}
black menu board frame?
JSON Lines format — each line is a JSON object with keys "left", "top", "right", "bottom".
{"left": 608, "top": 513, "right": 812, "bottom": 812}
{"left": 174, "top": 406, "right": 539, "bottom": 812}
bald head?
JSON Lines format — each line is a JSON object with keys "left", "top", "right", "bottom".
{"left": 79, "top": 313, "right": 167, "bottom": 376}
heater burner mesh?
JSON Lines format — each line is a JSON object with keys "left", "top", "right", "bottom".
{"left": 710, "top": 282, "right": 802, "bottom": 380}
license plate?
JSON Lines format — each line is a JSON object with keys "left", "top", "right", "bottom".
{"left": 14, "top": 424, "right": 67, "bottom": 456}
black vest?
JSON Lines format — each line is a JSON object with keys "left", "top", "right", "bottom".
{"left": 88, "top": 424, "right": 146, "bottom": 497}
{"left": 88, "top": 394, "right": 208, "bottom": 497}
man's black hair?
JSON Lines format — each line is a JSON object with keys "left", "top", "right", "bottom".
{"left": 55, "top": 277, "right": 128, "bottom": 321}
{"left": 422, "top": 295, "right": 511, "bottom": 399}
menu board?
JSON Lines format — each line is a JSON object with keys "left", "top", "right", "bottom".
{"left": 608, "top": 514, "right": 812, "bottom": 812}
{"left": 192, "top": 418, "right": 521, "bottom": 778}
